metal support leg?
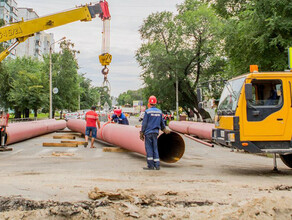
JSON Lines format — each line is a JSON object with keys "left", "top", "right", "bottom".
{"left": 273, "top": 153, "right": 278, "bottom": 172}
{"left": 0, "top": 127, "right": 5, "bottom": 148}
{"left": 0, "top": 127, "right": 12, "bottom": 151}
{"left": 1, "top": 134, "right": 5, "bottom": 148}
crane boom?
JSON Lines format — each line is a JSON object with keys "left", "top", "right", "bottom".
{"left": 0, "top": 1, "right": 111, "bottom": 62}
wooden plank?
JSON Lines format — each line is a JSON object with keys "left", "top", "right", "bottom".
{"left": 53, "top": 135, "right": 76, "bottom": 140}
{"left": 61, "top": 141, "right": 88, "bottom": 147}
{"left": 0, "top": 147, "right": 12, "bottom": 151}
{"left": 56, "top": 130, "right": 75, "bottom": 133}
{"left": 56, "top": 130, "right": 83, "bottom": 136}
{"left": 71, "top": 133, "right": 84, "bottom": 137}
{"left": 103, "top": 147, "right": 131, "bottom": 153}
{"left": 43, "top": 143, "right": 78, "bottom": 147}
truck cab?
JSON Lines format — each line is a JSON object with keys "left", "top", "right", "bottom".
{"left": 212, "top": 69, "right": 292, "bottom": 168}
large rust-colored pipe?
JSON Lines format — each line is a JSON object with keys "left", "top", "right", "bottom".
{"left": 169, "top": 121, "right": 214, "bottom": 140}
{"left": 67, "top": 119, "right": 185, "bottom": 163}
{"left": 5, "top": 119, "right": 66, "bottom": 145}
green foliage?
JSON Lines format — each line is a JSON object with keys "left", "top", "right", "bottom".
{"left": 1, "top": 57, "right": 47, "bottom": 116}
{"left": 78, "top": 74, "right": 112, "bottom": 109}
{"left": 0, "top": 38, "right": 107, "bottom": 117}
{"left": 136, "top": 0, "right": 224, "bottom": 118}
{"left": 207, "top": 0, "right": 249, "bottom": 19}
{"left": 222, "top": 0, "right": 292, "bottom": 73}
{"left": 42, "top": 39, "right": 81, "bottom": 113}
{"left": 117, "top": 88, "right": 145, "bottom": 106}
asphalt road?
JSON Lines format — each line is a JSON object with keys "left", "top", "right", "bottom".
{"left": 0, "top": 117, "right": 291, "bottom": 204}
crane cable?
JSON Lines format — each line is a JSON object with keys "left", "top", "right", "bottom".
{"left": 99, "top": 12, "right": 112, "bottom": 94}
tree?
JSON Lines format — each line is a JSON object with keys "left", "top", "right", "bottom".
{"left": 79, "top": 74, "right": 95, "bottom": 109}
{"left": 43, "top": 39, "right": 80, "bottom": 116}
{"left": 136, "top": 0, "right": 224, "bottom": 119}
{"left": 0, "top": 19, "right": 10, "bottom": 111}
{"left": 4, "top": 57, "right": 47, "bottom": 118}
{"left": 96, "top": 86, "right": 112, "bottom": 108}
{"left": 221, "top": 0, "right": 292, "bottom": 74}
{"left": 206, "top": 0, "right": 249, "bottom": 19}
{"left": 117, "top": 88, "right": 145, "bottom": 106}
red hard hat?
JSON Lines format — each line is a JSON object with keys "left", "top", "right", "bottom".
{"left": 148, "top": 96, "right": 157, "bottom": 105}
{"left": 115, "top": 109, "right": 122, "bottom": 115}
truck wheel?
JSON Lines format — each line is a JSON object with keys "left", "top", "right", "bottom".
{"left": 280, "top": 154, "right": 292, "bottom": 168}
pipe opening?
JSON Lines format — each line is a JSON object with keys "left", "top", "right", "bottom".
{"left": 158, "top": 132, "right": 185, "bottom": 163}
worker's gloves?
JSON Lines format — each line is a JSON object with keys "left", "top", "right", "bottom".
{"left": 163, "top": 128, "right": 171, "bottom": 134}
{"left": 139, "top": 131, "right": 145, "bottom": 141}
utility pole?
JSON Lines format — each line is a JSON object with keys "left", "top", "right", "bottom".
{"left": 49, "top": 47, "right": 52, "bottom": 119}
{"left": 49, "top": 36, "right": 66, "bottom": 119}
{"left": 176, "top": 74, "right": 179, "bottom": 121}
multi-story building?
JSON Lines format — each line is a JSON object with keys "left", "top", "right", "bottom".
{"left": 0, "top": 0, "right": 18, "bottom": 58}
{"left": 15, "top": 8, "right": 54, "bottom": 59}
{"left": 0, "top": 0, "right": 18, "bottom": 23}
{"left": 0, "top": 2, "right": 55, "bottom": 60}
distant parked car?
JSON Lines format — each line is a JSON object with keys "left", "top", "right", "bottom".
{"left": 139, "top": 112, "right": 145, "bottom": 122}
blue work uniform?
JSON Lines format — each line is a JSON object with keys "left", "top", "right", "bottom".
{"left": 141, "top": 107, "right": 166, "bottom": 169}
{"left": 117, "top": 113, "right": 129, "bottom": 125}
{"left": 111, "top": 114, "right": 119, "bottom": 123}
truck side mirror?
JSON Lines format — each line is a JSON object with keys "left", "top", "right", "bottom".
{"left": 245, "top": 83, "right": 253, "bottom": 101}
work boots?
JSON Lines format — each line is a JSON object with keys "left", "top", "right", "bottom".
{"left": 143, "top": 167, "right": 160, "bottom": 170}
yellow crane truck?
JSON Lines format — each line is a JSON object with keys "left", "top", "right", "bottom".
{"left": 0, "top": 1, "right": 112, "bottom": 67}
{"left": 212, "top": 65, "right": 292, "bottom": 170}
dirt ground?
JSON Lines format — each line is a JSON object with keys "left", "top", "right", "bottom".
{"left": 0, "top": 118, "right": 292, "bottom": 219}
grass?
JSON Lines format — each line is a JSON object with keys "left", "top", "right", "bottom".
{"left": 8, "top": 112, "right": 61, "bottom": 120}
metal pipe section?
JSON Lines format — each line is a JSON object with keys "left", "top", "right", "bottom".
{"left": 67, "top": 119, "right": 185, "bottom": 163}
{"left": 5, "top": 119, "right": 66, "bottom": 145}
{"left": 184, "top": 134, "right": 214, "bottom": 148}
{"left": 169, "top": 121, "right": 215, "bottom": 140}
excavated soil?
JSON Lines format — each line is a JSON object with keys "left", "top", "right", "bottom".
{"left": 1, "top": 186, "right": 292, "bottom": 219}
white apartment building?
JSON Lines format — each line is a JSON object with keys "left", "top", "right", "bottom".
{"left": 0, "top": 0, "right": 18, "bottom": 58}
{"left": 0, "top": 0, "right": 18, "bottom": 23}
{"left": 15, "top": 8, "right": 54, "bottom": 59}
{"left": 0, "top": 1, "right": 55, "bottom": 60}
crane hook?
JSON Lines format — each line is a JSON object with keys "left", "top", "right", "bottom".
{"left": 101, "top": 66, "right": 109, "bottom": 76}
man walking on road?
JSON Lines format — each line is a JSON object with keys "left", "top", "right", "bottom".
{"left": 85, "top": 106, "right": 101, "bottom": 148}
{"left": 140, "top": 96, "right": 170, "bottom": 170}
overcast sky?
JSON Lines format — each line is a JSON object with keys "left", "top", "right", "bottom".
{"left": 16, "top": 0, "right": 185, "bottom": 97}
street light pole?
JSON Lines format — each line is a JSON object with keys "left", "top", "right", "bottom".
{"left": 49, "top": 37, "right": 66, "bottom": 119}
{"left": 176, "top": 74, "right": 179, "bottom": 121}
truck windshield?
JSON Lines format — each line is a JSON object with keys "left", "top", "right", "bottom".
{"left": 217, "top": 77, "right": 246, "bottom": 115}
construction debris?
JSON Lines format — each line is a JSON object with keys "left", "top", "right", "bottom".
{"left": 51, "top": 152, "right": 75, "bottom": 157}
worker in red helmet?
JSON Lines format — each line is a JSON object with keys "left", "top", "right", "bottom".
{"left": 111, "top": 109, "right": 119, "bottom": 123}
{"left": 111, "top": 109, "right": 129, "bottom": 125}
{"left": 140, "top": 95, "right": 170, "bottom": 170}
